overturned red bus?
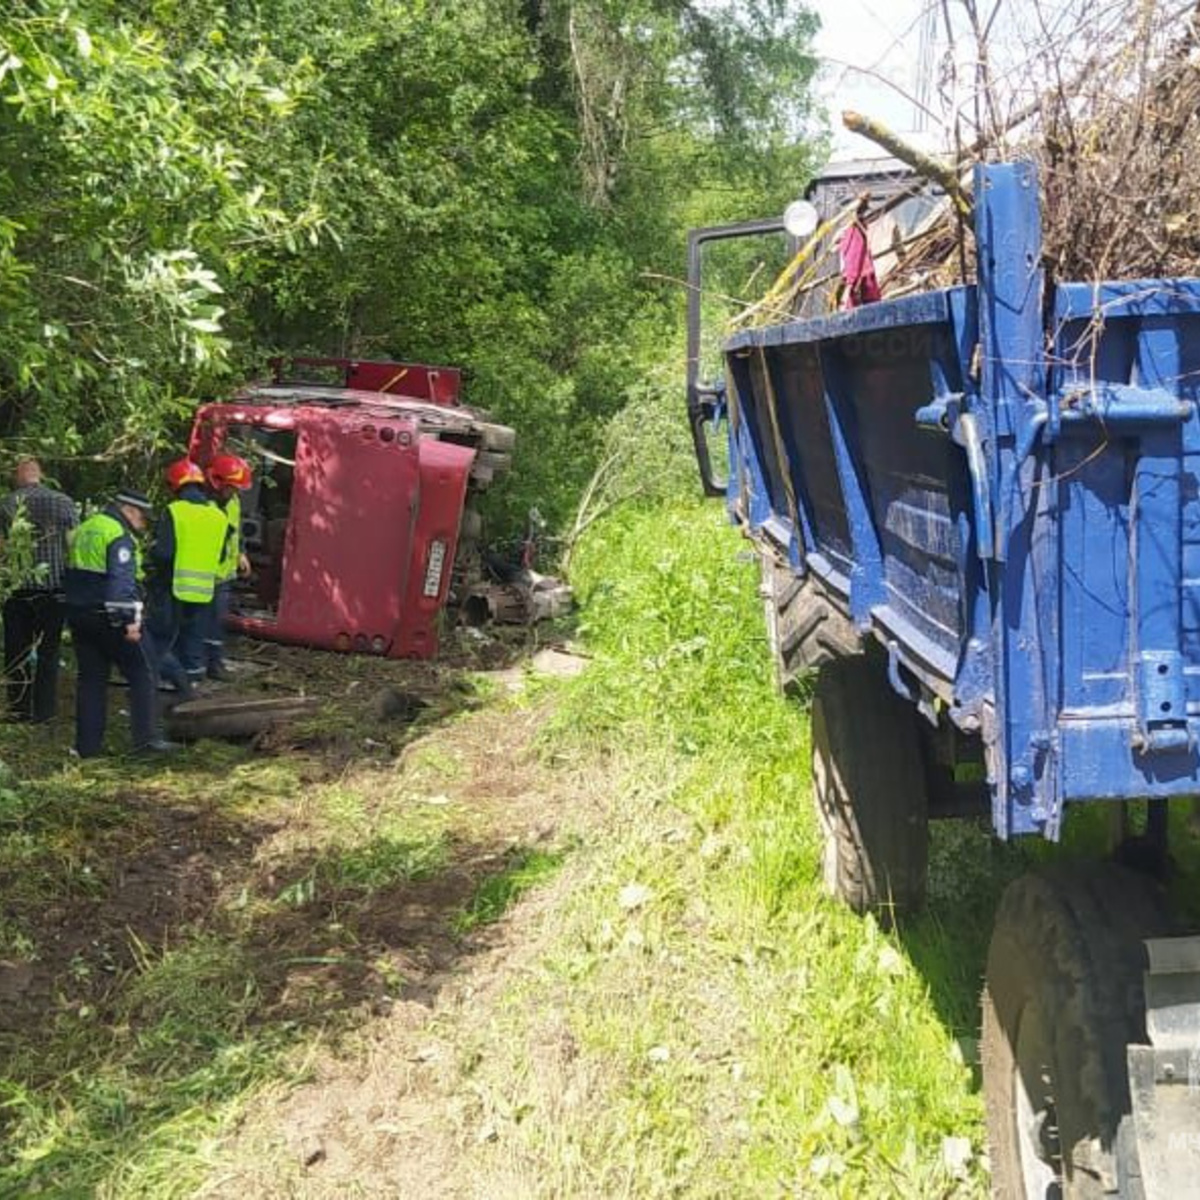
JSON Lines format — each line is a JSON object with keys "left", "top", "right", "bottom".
{"left": 188, "top": 356, "right": 512, "bottom": 659}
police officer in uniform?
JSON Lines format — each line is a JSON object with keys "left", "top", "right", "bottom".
{"left": 63, "top": 488, "right": 173, "bottom": 757}
{"left": 148, "top": 459, "right": 230, "bottom": 696}
{"left": 202, "top": 453, "right": 253, "bottom": 681}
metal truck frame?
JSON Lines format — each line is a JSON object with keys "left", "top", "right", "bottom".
{"left": 688, "top": 162, "right": 1200, "bottom": 1197}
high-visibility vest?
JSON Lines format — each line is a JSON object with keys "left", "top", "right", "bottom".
{"left": 168, "top": 499, "right": 227, "bottom": 604}
{"left": 70, "top": 512, "right": 140, "bottom": 577}
{"left": 216, "top": 493, "right": 241, "bottom": 583}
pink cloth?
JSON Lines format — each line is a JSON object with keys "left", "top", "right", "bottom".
{"left": 838, "top": 220, "right": 882, "bottom": 309}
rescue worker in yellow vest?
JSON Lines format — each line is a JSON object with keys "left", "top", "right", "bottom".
{"left": 62, "top": 488, "right": 175, "bottom": 757}
{"left": 147, "top": 458, "right": 230, "bottom": 699}
{"left": 202, "top": 453, "right": 253, "bottom": 682}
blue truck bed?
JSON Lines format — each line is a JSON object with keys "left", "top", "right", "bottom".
{"left": 721, "top": 162, "right": 1200, "bottom": 840}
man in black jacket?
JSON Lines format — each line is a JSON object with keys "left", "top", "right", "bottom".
{"left": 1, "top": 458, "right": 78, "bottom": 723}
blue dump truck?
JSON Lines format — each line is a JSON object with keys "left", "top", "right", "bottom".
{"left": 687, "top": 163, "right": 1200, "bottom": 1197}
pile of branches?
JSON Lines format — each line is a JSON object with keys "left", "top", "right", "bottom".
{"left": 745, "top": 0, "right": 1200, "bottom": 325}
{"left": 917, "top": 0, "right": 1200, "bottom": 283}
{"left": 1035, "top": 0, "right": 1200, "bottom": 280}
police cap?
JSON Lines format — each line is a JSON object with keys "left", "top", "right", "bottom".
{"left": 114, "top": 488, "right": 154, "bottom": 513}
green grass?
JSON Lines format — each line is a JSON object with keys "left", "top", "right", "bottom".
{"left": 460, "top": 501, "right": 992, "bottom": 1197}
{"left": 276, "top": 833, "right": 451, "bottom": 906}
{"left": 453, "top": 846, "right": 566, "bottom": 934}
{"left": 0, "top": 943, "right": 292, "bottom": 1200}
{"left": 0, "top": 697, "right": 465, "bottom": 1198}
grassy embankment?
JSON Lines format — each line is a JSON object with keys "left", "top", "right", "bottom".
{"left": 482, "top": 499, "right": 1200, "bottom": 1197}
{"left": 458, "top": 501, "right": 1004, "bottom": 1198}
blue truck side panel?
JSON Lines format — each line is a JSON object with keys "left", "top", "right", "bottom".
{"left": 723, "top": 162, "right": 1200, "bottom": 840}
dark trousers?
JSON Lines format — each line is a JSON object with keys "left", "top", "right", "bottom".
{"left": 4, "top": 589, "right": 64, "bottom": 722}
{"left": 67, "top": 609, "right": 156, "bottom": 757}
{"left": 148, "top": 595, "right": 207, "bottom": 692}
{"left": 204, "top": 581, "right": 232, "bottom": 672}
{"left": 177, "top": 603, "right": 207, "bottom": 677}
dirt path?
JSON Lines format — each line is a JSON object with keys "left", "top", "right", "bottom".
{"left": 195, "top": 651, "right": 597, "bottom": 1198}
{"left": 0, "top": 635, "right": 600, "bottom": 1198}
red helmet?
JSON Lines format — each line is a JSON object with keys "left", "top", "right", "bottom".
{"left": 165, "top": 457, "right": 205, "bottom": 491}
{"left": 206, "top": 452, "right": 253, "bottom": 490}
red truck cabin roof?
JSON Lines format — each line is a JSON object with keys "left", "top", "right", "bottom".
{"left": 268, "top": 355, "right": 463, "bottom": 406}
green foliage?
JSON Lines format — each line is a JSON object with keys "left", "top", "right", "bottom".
{"left": 562, "top": 500, "right": 781, "bottom": 752}
{"left": 0, "top": 498, "right": 45, "bottom": 601}
{"left": 1, "top": 0, "right": 822, "bottom": 532}
{"left": 0, "top": 4, "right": 325, "bottom": 465}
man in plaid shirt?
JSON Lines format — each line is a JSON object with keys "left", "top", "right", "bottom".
{"left": 1, "top": 458, "right": 78, "bottom": 722}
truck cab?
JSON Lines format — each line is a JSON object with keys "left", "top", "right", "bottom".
{"left": 189, "top": 356, "right": 513, "bottom": 659}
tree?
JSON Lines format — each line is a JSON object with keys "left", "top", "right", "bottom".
{"left": 0, "top": 3, "right": 326, "bottom": 474}
{"left": 0, "top": 0, "right": 822, "bottom": 529}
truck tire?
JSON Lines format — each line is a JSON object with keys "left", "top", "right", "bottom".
{"left": 982, "top": 866, "right": 1174, "bottom": 1199}
{"left": 761, "top": 555, "right": 859, "bottom": 696}
{"left": 810, "top": 655, "right": 928, "bottom": 916}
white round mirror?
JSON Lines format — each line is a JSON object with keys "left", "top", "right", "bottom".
{"left": 783, "top": 199, "right": 819, "bottom": 239}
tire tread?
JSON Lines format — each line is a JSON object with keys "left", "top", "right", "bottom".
{"left": 981, "top": 866, "right": 1174, "bottom": 1199}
